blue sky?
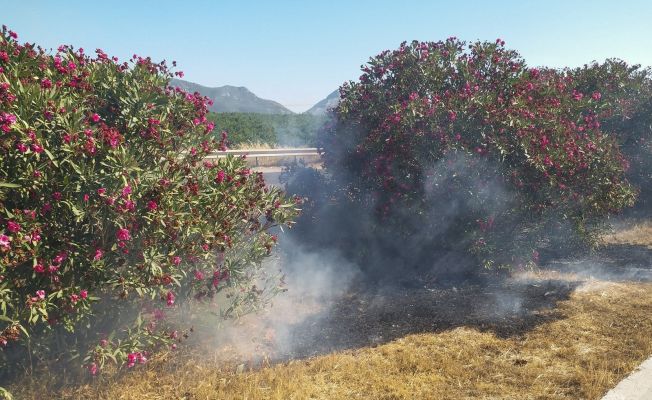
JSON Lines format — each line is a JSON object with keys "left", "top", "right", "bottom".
{"left": 3, "top": 0, "right": 652, "bottom": 112}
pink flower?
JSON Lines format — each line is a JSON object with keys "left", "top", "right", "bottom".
{"left": 540, "top": 135, "right": 550, "bottom": 148}
{"left": 93, "top": 249, "right": 103, "bottom": 261}
{"left": 87, "top": 363, "right": 98, "bottom": 376}
{"left": 91, "top": 113, "right": 100, "bottom": 123}
{"left": 80, "top": 289, "right": 88, "bottom": 299}
{"left": 448, "top": 110, "right": 457, "bottom": 122}
{"left": 31, "top": 143, "right": 44, "bottom": 154}
{"left": 53, "top": 192, "right": 62, "bottom": 201}
{"left": 48, "top": 264, "right": 59, "bottom": 274}
{"left": 29, "top": 231, "right": 41, "bottom": 243}
{"left": 194, "top": 270, "right": 204, "bottom": 280}
{"left": 592, "top": 91, "right": 601, "bottom": 101}
{"left": 116, "top": 228, "right": 131, "bottom": 241}
{"left": 7, "top": 221, "right": 20, "bottom": 233}
{"left": 216, "top": 170, "right": 226, "bottom": 183}
{"left": 36, "top": 290, "right": 46, "bottom": 300}
{"left": 84, "top": 139, "right": 96, "bottom": 155}
{"left": 126, "top": 352, "right": 138, "bottom": 368}
{"left": 166, "top": 291, "right": 175, "bottom": 306}
{"left": 122, "top": 185, "right": 131, "bottom": 197}
{"left": 33, "top": 264, "right": 45, "bottom": 273}
{"left": 123, "top": 200, "right": 135, "bottom": 212}
{"left": 0, "top": 234, "right": 9, "bottom": 249}
{"left": 70, "top": 294, "right": 80, "bottom": 303}
{"left": 41, "top": 78, "right": 52, "bottom": 89}
{"left": 572, "top": 90, "right": 584, "bottom": 101}
{"left": 147, "top": 200, "right": 157, "bottom": 211}
{"left": 53, "top": 252, "right": 67, "bottom": 264}
{"left": 97, "top": 187, "right": 106, "bottom": 196}
{"left": 16, "top": 142, "right": 28, "bottom": 152}
{"left": 172, "top": 256, "right": 181, "bottom": 266}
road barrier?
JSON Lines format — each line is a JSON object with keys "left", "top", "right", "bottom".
{"left": 206, "top": 148, "right": 320, "bottom": 167}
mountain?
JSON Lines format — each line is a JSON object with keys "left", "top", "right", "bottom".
{"left": 170, "top": 79, "right": 294, "bottom": 115}
{"left": 305, "top": 89, "right": 340, "bottom": 116}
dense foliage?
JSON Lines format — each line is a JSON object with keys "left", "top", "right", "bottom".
{"left": 0, "top": 27, "right": 298, "bottom": 379}
{"left": 568, "top": 60, "right": 652, "bottom": 210}
{"left": 208, "top": 112, "right": 324, "bottom": 147}
{"left": 314, "top": 39, "right": 636, "bottom": 269}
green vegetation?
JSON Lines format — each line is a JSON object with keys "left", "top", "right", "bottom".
{"left": 0, "top": 27, "right": 298, "bottom": 385}
{"left": 208, "top": 112, "right": 325, "bottom": 147}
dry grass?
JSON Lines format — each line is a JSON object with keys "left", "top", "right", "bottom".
{"left": 10, "top": 280, "right": 650, "bottom": 400}
{"left": 10, "top": 223, "right": 652, "bottom": 400}
{"left": 602, "top": 220, "right": 652, "bottom": 248}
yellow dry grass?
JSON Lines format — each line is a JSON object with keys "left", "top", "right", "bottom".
{"left": 11, "top": 222, "right": 652, "bottom": 400}
{"left": 602, "top": 220, "right": 652, "bottom": 248}
{"left": 10, "top": 281, "right": 650, "bottom": 399}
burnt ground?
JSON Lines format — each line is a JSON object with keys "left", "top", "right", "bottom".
{"left": 199, "top": 242, "right": 652, "bottom": 367}
{"left": 272, "top": 278, "right": 579, "bottom": 362}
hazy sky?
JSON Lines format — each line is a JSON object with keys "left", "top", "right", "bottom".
{"left": 3, "top": 0, "right": 652, "bottom": 112}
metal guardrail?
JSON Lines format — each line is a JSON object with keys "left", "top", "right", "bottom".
{"left": 205, "top": 148, "right": 320, "bottom": 167}
{"left": 205, "top": 148, "right": 319, "bottom": 158}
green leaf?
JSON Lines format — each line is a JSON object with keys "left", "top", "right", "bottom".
{"left": 43, "top": 148, "right": 59, "bottom": 167}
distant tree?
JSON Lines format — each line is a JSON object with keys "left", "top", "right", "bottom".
{"left": 208, "top": 113, "right": 325, "bottom": 147}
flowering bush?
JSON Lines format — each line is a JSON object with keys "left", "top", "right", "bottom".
{"left": 568, "top": 60, "right": 652, "bottom": 209}
{"left": 317, "top": 39, "right": 636, "bottom": 269}
{"left": 0, "top": 26, "right": 297, "bottom": 379}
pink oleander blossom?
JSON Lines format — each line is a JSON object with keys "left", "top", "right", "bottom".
{"left": 7, "top": 221, "right": 20, "bottom": 233}
{"left": 116, "top": 228, "right": 130, "bottom": 241}
{"left": 0, "top": 234, "right": 10, "bottom": 249}
{"left": 166, "top": 291, "right": 175, "bottom": 306}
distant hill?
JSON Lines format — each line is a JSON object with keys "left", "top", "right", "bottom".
{"left": 305, "top": 89, "right": 340, "bottom": 116}
{"left": 170, "top": 79, "right": 294, "bottom": 115}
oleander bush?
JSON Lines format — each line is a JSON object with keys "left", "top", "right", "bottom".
{"left": 313, "top": 38, "right": 636, "bottom": 270}
{"left": 568, "top": 59, "right": 652, "bottom": 210}
{"left": 0, "top": 26, "right": 298, "bottom": 381}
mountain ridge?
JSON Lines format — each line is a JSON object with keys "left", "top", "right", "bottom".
{"left": 305, "top": 89, "right": 340, "bottom": 116}
{"left": 169, "top": 78, "right": 295, "bottom": 115}
{"left": 170, "top": 78, "right": 341, "bottom": 116}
